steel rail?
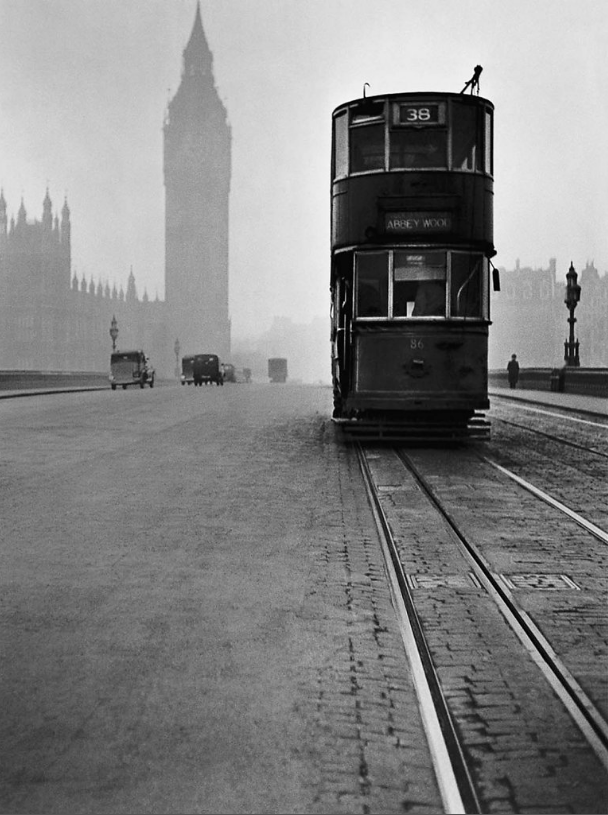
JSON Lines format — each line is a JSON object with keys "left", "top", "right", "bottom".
{"left": 490, "top": 394, "right": 608, "bottom": 427}
{"left": 357, "top": 445, "right": 481, "bottom": 815}
{"left": 398, "top": 450, "right": 608, "bottom": 772}
{"left": 492, "top": 416, "right": 608, "bottom": 459}
{"left": 483, "top": 457, "right": 608, "bottom": 544}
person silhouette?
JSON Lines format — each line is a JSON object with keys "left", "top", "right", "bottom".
{"left": 507, "top": 354, "right": 520, "bottom": 389}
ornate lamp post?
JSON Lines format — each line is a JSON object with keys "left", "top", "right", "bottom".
{"left": 564, "top": 262, "right": 581, "bottom": 367}
{"left": 109, "top": 315, "right": 119, "bottom": 352}
{"left": 174, "top": 338, "right": 181, "bottom": 378}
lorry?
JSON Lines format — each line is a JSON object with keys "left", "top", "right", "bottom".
{"left": 268, "top": 357, "right": 288, "bottom": 383}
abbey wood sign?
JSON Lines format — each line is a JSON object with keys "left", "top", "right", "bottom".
{"left": 385, "top": 211, "right": 451, "bottom": 234}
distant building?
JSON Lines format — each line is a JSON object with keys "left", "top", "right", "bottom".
{"left": 0, "top": 188, "right": 167, "bottom": 372}
{"left": 490, "top": 258, "right": 608, "bottom": 369}
{"left": 0, "top": 4, "right": 230, "bottom": 377}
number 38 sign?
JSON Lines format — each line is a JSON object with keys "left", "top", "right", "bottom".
{"left": 395, "top": 103, "right": 445, "bottom": 126}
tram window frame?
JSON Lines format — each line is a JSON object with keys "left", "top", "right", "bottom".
{"left": 451, "top": 103, "right": 482, "bottom": 172}
{"left": 393, "top": 251, "right": 447, "bottom": 318}
{"left": 333, "top": 111, "right": 349, "bottom": 179}
{"left": 353, "top": 249, "right": 489, "bottom": 321}
{"left": 389, "top": 101, "right": 447, "bottom": 171}
{"left": 350, "top": 122, "right": 386, "bottom": 174}
{"left": 449, "top": 252, "right": 488, "bottom": 319}
{"left": 338, "top": 98, "right": 494, "bottom": 178}
{"left": 355, "top": 252, "right": 389, "bottom": 318}
{"left": 484, "top": 110, "right": 493, "bottom": 176}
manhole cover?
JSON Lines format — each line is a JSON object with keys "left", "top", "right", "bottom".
{"left": 500, "top": 573, "right": 580, "bottom": 590}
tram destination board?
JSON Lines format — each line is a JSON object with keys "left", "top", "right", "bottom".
{"left": 385, "top": 211, "right": 452, "bottom": 234}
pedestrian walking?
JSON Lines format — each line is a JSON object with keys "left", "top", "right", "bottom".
{"left": 507, "top": 354, "right": 520, "bottom": 389}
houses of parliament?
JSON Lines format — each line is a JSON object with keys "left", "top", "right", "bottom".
{"left": 0, "top": 3, "right": 230, "bottom": 379}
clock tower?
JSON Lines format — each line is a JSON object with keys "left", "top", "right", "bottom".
{"left": 164, "top": 2, "right": 231, "bottom": 360}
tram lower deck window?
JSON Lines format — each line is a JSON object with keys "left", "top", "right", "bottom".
{"left": 356, "top": 252, "right": 389, "bottom": 317}
{"left": 393, "top": 252, "right": 446, "bottom": 316}
{"left": 451, "top": 253, "right": 485, "bottom": 318}
{"left": 354, "top": 250, "right": 487, "bottom": 320}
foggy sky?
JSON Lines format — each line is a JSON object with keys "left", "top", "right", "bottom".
{"left": 0, "top": 0, "right": 606, "bottom": 339}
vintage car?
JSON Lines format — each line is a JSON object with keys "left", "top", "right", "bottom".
{"left": 109, "top": 350, "right": 155, "bottom": 390}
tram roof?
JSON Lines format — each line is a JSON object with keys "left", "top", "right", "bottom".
{"left": 332, "top": 90, "right": 493, "bottom": 117}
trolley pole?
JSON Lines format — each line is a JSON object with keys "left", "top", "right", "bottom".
{"left": 563, "top": 262, "right": 581, "bottom": 367}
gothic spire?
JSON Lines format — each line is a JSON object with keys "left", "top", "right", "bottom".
{"left": 61, "top": 196, "right": 71, "bottom": 246}
{"left": 183, "top": 1, "right": 214, "bottom": 80}
{"left": 126, "top": 266, "right": 138, "bottom": 301}
{"left": 42, "top": 188, "right": 52, "bottom": 229}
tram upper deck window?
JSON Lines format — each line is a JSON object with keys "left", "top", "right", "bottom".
{"left": 484, "top": 110, "right": 493, "bottom": 175}
{"left": 452, "top": 103, "right": 482, "bottom": 171}
{"left": 389, "top": 102, "right": 447, "bottom": 170}
{"left": 333, "top": 111, "right": 348, "bottom": 179}
{"left": 356, "top": 252, "right": 388, "bottom": 317}
{"left": 350, "top": 123, "right": 385, "bottom": 173}
{"left": 349, "top": 100, "right": 386, "bottom": 173}
{"left": 393, "top": 251, "right": 446, "bottom": 317}
{"left": 450, "top": 253, "right": 486, "bottom": 318}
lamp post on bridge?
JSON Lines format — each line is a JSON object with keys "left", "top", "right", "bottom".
{"left": 109, "top": 315, "right": 119, "bottom": 352}
{"left": 174, "top": 338, "right": 181, "bottom": 378}
{"left": 564, "top": 262, "right": 581, "bottom": 367}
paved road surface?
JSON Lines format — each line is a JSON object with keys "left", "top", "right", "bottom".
{"left": 0, "top": 384, "right": 441, "bottom": 814}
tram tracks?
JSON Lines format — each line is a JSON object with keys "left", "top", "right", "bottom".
{"left": 481, "top": 457, "right": 608, "bottom": 545}
{"left": 489, "top": 396, "right": 608, "bottom": 460}
{"left": 492, "top": 416, "right": 608, "bottom": 459}
{"left": 357, "top": 442, "right": 608, "bottom": 813}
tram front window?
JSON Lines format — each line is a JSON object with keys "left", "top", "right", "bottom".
{"left": 389, "top": 129, "right": 447, "bottom": 169}
{"left": 356, "top": 252, "right": 388, "bottom": 317}
{"left": 393, "top": 252, "right": 446, "bottom": 317}
{"left": 452, "top": 103, "right": 481, "bottom": 171}
{"left": 350, "top": 124, "right": 385, "bottom": 173}
{"left": 451, "top": 254, "right": 485, "bottom": 318}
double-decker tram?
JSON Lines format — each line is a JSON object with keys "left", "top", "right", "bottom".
{"left": 330, "top": 82, "right": 497, "bottom": 441}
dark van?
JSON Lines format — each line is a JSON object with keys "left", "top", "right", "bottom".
{"left": 192, "top": 354, "right": 223, "bottom": 386}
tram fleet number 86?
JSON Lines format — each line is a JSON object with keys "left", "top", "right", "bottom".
{"left": 330, "top": 81, "right": 498, "bottom": 441}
